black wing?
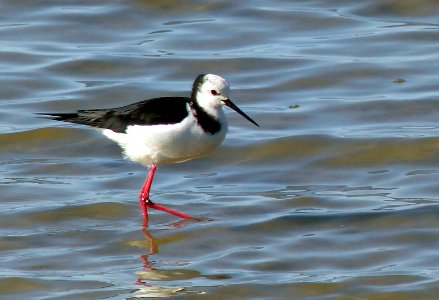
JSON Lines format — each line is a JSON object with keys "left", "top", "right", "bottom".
{"left": 39, "top": 97, "right": 190, "bottom": 133}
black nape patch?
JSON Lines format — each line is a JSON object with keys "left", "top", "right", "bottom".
{"left": 190, "top": 101, "right": 221, "bottom": 135}
{"left": 191, "top": 74, "right": 206, "bottom": 100}
{"left": 189, "top": 74, "right": 222, "bottom": 135}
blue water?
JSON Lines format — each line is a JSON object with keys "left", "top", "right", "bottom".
{"left": 1, "top": 1, "right": 439, "bottom": 299}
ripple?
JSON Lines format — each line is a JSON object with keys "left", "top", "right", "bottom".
{"left": 1, "top": 0, "right": 439, "bottom": 299}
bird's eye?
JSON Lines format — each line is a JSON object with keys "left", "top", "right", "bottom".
{"left": 211, "top": 90, "right": 218, "bottom": 96}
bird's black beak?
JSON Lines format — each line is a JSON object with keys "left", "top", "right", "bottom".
{"left": 223, "top": 99, "right": 259, "bottom": 127}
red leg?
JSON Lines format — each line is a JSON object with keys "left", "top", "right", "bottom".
{"left": 139, "top": 164, "right": 157, "bottom": 216}
{"left": 138, "top": 164, "right": 200, "bottom": 220}
{"left": 148, "top": 200, "right": 200, "bottom": 220}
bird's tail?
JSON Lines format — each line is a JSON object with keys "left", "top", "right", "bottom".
{"left": 36, "top": 112, "right": 80, "bottom": 122}
{"left": 36, "top": 110, "right": 109, "bottom": 128}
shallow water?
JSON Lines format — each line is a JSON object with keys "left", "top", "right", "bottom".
{"left": 1, "top": 0, "right": 439, "bottom": 299}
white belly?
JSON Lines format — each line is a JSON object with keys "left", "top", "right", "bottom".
{"left": 101, "top": 112, "right": 227, "bottom": 166}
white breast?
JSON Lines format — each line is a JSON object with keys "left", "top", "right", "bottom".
{"left": 101, "top": 108, "right": 227, "bottom": 167}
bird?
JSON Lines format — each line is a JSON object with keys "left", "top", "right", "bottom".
{"left": 39, "top": 74, "right": 259, "bottom": 221}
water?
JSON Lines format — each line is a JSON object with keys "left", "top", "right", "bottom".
{"left": 1, "top": 0, "right": 438, "bottom": 299}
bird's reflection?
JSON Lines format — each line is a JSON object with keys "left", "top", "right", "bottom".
{"left": 135, "top": 222, "right": 158, "bottom": 283}
{"left": 132, "top": 216, "right": 204, "bottom": 298}
{"left": 134, "top": 215, "right": 197, "bottom": 282}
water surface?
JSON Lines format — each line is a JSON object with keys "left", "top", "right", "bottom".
{"left": 1, "top": 0, "right": 439, "bottom": 299}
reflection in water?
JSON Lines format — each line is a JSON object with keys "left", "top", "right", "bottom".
{"left": 131, "top": 220, "right": 204, "bottom": 298}
{"left": 136, "top": 225, "right": 158, "bottom": 279}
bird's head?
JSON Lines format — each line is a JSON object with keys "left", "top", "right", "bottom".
{"left": 191, "top": 74, "right": 259, "bottom": 127}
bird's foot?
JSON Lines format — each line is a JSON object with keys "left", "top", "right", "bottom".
{"left": 139, "top": 193, "right": 201, "bottom": 220}
{"left": 147, "top": 199, "right": 201, "bottom": 220}
{"left": 139, "top": 195, "right": 149, "bottom": 217}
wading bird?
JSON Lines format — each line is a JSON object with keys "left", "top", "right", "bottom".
{"left": 40, "top": 74, "right": 259, "bottom": 221}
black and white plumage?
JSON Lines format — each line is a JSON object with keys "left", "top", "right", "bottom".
{"left": 42, "top": 74, "right": 258, "bottom": 166}
{"left": 40, "top": 74, "right": 259, "bottom": 221}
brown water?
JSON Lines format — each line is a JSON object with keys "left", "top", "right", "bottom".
{"left": 1, "top": 1, "right": 439, "bottom": 299}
